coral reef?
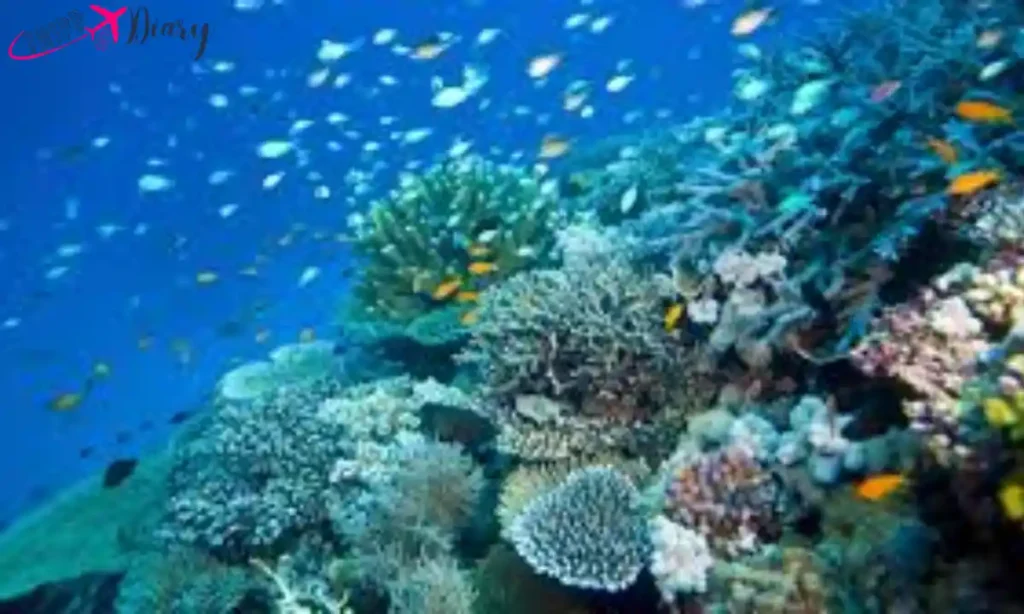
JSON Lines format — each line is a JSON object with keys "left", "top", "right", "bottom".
{"left": 505, "top": 466, "right": 650, "bottom": 592}
{"left": 348, "top": 156, "right": 562, "bottom": 322}
{"left": 458, "top": 255, "right": 716, "bottom": 461}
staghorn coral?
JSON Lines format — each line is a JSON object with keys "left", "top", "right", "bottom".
{"left": 505, "top": 466, "right": 650, "bottom": 592}
{"left": 661, "top": 445, "right": 785, "bottom": 559}
{"left": 617, "top": 0, "right": 1024, "bottom": 361}
{"left": 348, "top": 155, "right": 561, "bottom": 322}
{"left": 251, "top": 554, "right": 353, "bottom": 614}
{"left": 457, "top": 257, "right": 716, "bottom": 461}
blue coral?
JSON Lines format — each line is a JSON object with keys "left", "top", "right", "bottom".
{"left": 505, "top": 466, "right": 650, "bottom": 592}
{"left": 160, "top": 379, "right": 348, "bottom": 559}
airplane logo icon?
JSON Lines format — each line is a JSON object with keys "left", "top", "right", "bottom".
{"left": 84, "top": 5, "right": 127, "bottom": 43}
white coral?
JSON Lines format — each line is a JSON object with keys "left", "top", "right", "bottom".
{"left": 648, "top": 515, "right": 713, "bottom": 602}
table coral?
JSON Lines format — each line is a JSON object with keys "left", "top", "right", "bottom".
{"left": 505, "top": 466, "right": 650, "bottom": 592}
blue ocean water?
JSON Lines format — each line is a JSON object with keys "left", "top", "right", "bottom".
{"left": 0, "top": 0, "right": 838, "bottom": 526}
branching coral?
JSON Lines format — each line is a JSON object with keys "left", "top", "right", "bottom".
{"left": 505, "top": 466, "right": 650, "bottom": 592}
{"left": 348, "top": 155, "right": 561, "bottom": 322}
{"left": 616, "top": 0, "right": 1024, "bottom": 361}
{"left": 162, "top": 376, "right": 475, "bottom": 560}
{"left": 328, "top": 437, "right": 484, "bottom": 588}
{"left": 161, "top": 378, "right": 350, "bottom": 559}
{"left": 660, "top": 445, "right": 786, "bottom": 559}
{"left": 386, "top": 554, "right": 478, "bottom": 614}
{"left": 457, "top": 257, "right": 716, "bottom": 461}
{"left": 115, "top": 547, "right": 258, "bottom": 614}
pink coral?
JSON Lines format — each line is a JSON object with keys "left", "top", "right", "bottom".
{"left": 662, "top": 445, "right": 783, "bottom": 558}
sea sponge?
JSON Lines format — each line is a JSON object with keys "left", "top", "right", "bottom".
{"left": 505, "top": 466, "right": 650, "bottom": 592}
{"left": 348, "top": 155, "right": 561, "bottom": 322}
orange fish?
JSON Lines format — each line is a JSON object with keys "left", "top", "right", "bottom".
{"left": 460, "top": 309, "right": 480, "bottom": 325}
{"left": 856, "top": 473, "right": 905, "bottom": 501}
{"left": 925, "top": 136, "right": 957, "bottom": 164}
{"left": 432, "top": 278, "right": 462, "bottom": 300}
{"left": 947, "top": 170, "right": 1000, "bottom": 196}
{"left": 955, "top": 100, "right": 1014, "bottom": 124}
{"left": 456, "top": 290, "right": 480, "bottom": 303}
{"left": 468, "top": 261, "right": 498, "bottom": 275}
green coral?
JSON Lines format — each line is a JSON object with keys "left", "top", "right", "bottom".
{"left": 349, "top": 156, "right": 561, "bottom": 322}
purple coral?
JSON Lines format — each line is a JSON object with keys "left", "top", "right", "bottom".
{"left": 662, "top": 445, "right": 784, "bottom": 558}
{"left": 160, "top": 379, "right": 348, "bottom": 559}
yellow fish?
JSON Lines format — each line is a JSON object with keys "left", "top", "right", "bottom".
{"left": 664, "top": 303, "right": 685, "bottom": 332}
{"left": 925, "top": 136, "right": 957, "bottom": 164}
{"left": 947, "top": 170, "right": 1000, "bottom": 196}
{"left": 48, "top": 392, "right": 83, "bottom": 412}
{"left": 412, "top": 35, "right": 447, "bottom": 60}
{"left": 998, "top": 481, "right": 1024, "bottom": 520}
{"left": 432, "top": 278, "right": 462, "bottom": 300}
{"left": 460, "top": 309, "right": 480, "bottom": 325}
{"left": 855, "top": 473, "right": 905, "bottom": 501}
{"left": 731, "top": 7, "right": 775, "bottom": 36}
{"left": 468, "top": 261, "right": 498, "bottom": 275}
{"left": 196, "top": 271, "right": 219, "bottom": 284}
{"left": 955, "top": 100, "right": 1014, "bottom": 124}
{"left": 539, "top": 134, "right": 571, "bottom": 159}
{"left": 467, "top": 243, "right": 491, "bottom": 258}
{"left": 456, "top": 290, "right": 480, "bottom": 303}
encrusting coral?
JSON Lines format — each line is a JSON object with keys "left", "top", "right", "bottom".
{"left": 347, "top": 155, "right": 562, "bottom": 322}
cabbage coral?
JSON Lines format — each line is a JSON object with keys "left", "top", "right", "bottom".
{"left": 348, "top": 156, "right": 561, "bottom": 322}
